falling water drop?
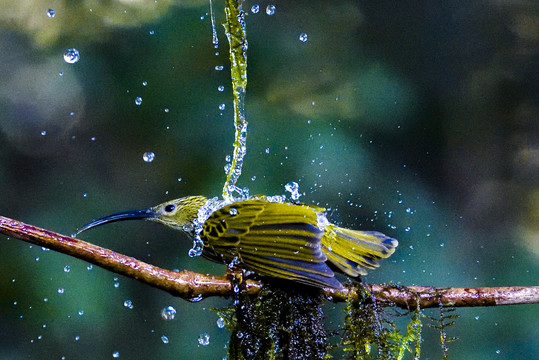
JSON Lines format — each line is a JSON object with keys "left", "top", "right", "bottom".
{"left": 143, "top": 152, "right": 155, "bottom": 163}
{"left": 216, "top": 317, "right": 225, "bottom": 329}
{"left": 266, "top": 5, "right": 276, "bottom": 15}
{"left": 63, "top": 49, "right": 80, "bottom": 64}
{"left": 123, "top": 300, "right": 133, "bottom": 309}
{"left": 160, "top": 306, "right": 177, "bottom": 320}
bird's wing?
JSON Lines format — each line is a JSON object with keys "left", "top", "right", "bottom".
{"left": 202, "top": 200, "right": 342, "bottom": 289}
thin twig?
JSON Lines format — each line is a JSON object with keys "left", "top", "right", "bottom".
{"left": 1, "top": 215, "right": 537, "bottom": 307}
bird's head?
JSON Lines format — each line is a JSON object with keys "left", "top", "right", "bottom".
{"left": 77, "top": 196, "right": 208, "bottom": 234}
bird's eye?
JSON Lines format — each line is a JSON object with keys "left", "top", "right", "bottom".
{"left": 164, "top": 204, "right": 176, "bottom": 213}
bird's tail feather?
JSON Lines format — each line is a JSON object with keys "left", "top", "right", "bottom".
{"left": 321, "top": 225, "right": 398, "bottom": 277}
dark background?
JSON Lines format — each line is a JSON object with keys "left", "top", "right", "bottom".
{"left": 0, "top": 0, "right": 537, "bottom": 358}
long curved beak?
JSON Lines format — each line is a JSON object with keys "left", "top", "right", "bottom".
{"left": 77, "top": 208, "right": 157, "bottom": 234}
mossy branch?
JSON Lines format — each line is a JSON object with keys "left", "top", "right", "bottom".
{"left": 1, "top": 215, "right": 537, "bottom": 307}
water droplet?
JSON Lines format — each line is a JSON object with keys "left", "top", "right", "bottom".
{"left": 41, "top": 130, "right": 47, "bottom": 136}
{"left": 265, "top": 147, "right": 270, "bottom": 154}
{"left": 161, "top": 306, "right": 176, "bottom": 320}
{"left": 285, "top": 181, "right": 301, "bottom": 201}
{"left": 123, "top": 300, "right": 133, "bottom": 309}
{"left": 143, "top": 152, "right": 155, "bottom": 162}
{"left": 495, "top": 350, "right": 501, "bottom": 354}
{"left": 87, "top": 265, "right": 93, "bottom": 271}
{"left": 198, "top": 333, "right": 210, "bottom": 346}
{"left": 135, "top": 96, "right": 142, "bottom": 106}
{"left": 59, "top": 72, "right": 64, "bottom": 76}
{"left": 219, "top": 103, "right": 226, "bottom": 110}
{"left": 475, "top": 316, "right": 480, "bottom": 320}
{"left": 188, "top": 294, "right": 204, "bottom": 303}
{"left": 149, "top": 30, "right": 155, "bottom": 35}
{"left": 63, "top": 265, "right": 71, "bottom": 273}
{"left": 229, "top": 208, "right": 238, "bottom": 216}
{"left": 266, "top": 5, "right": 276, "bottom": 15}
{"left": 63, "top": 48, "right": 80, "bottom": 64}
{"left": 251, "top": 4, "right": 260, "bottom": 13}
{"left": 78, "top": 310, "right": 84, "bottom": 316}
{"left": 57, "top": 288, "right": 64, "bottom": 294}
{"left": 142, "top": 81, "right": 147, "bottom": 86}
{"left": 251, "top": 176, "right": 256, "bottom": 181}
{"left": 299, "top": 33, "right": 308, "bottom": 42}
{"left": 113, "top": 281, "right": 120, "bottom": 288}
{"left": 404, "top": 227, "right": 411, "bottom": 232}
{"left": 215, "top": 65, "right": 224, "bottom": 71}
{"left": 216, "top": 317, "right": 225, "bottom": 329}
{"left": 46, "top": 9, "right": 56, "bottom": 18}
{"left": 161, "top": 335, "right": 169, "bottom": 344}
{"left": 112, "top": 351, "right": 120, "bottom": 358}
{"left": 217, "top": 85, "right": 225, "bottom": 92}
{"left": 164, "top": 108, "right": 170, "bottom": 113}
{"left": 75, "top": 335, "right": 80, "bottom": 341}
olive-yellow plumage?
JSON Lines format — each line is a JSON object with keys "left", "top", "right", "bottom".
{"left": 78, "top": 196, "right": 398, "bottom": 290}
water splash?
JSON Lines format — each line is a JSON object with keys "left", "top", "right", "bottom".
{"left": 285, "top": 181, "right": 301, "bottom": 201}
{"left": 222, "top": 0, "right": 248, "bottom": 202}
{"left": 209, "top": 0, "right": 218, "bottom": 48}
{"left": 198, "top": 333, "right": 210, "bottom": 346}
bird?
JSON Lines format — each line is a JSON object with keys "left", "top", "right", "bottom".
{"left": 77, "top": 195, "right": 398, "bottom": 290}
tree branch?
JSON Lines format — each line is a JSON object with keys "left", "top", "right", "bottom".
{"left": 1, "top": 215, "right": 537, "bottom": 308}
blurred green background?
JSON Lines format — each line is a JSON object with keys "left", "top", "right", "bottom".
{"left": 0, "top": 0, "right": 537, "bottom": 359}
